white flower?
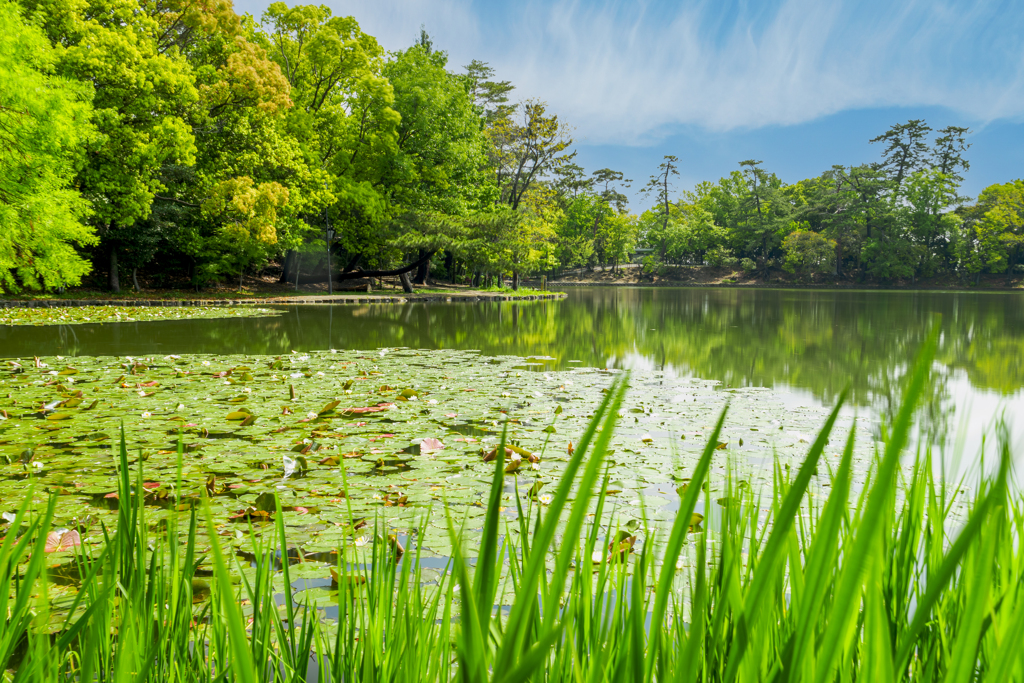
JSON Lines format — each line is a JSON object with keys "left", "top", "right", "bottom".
{"left": 290, "top": 372, "right": 303, "bottom": 379}
{"left": 316, "top": 372, "right": 325, "bottom": 377}
{"left": 32, "top": 461, "right": 44, "bottom": 470}
{"left": 48, "top": 371, "right": 58, "bottom": 376}
{"left": 330, "top": 349, "right": 338, "bottom": 354}
{"left": 242, "top": 387, "right": 251, "bottom": 393}
{"left": 137, "top": 390, "right": 146, "bottom": 397}
{"left": 354, "top": 536, "right": 369, "bottom": 547}
{"left": 201, "top": 361, "right": 211, "bottom": 366}
{"left": 307, "top": 412, "right": 318, "bottom": 420}
{"left": 378, "top": 348, "right": 388, "bottom": 357}
{"left": 175, "top": 404, "right": 185, "bottom": 411}
{"left": 427, "top": 399, "right": 438, "bottom": 405}
{"left": 141, "top": 411, "right": 152, "bottom": 418}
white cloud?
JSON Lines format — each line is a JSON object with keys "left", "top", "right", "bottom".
{"left": 235, "top": 0, "right": 1024, "bottom": 145}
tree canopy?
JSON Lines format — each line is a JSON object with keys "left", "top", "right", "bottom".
{"left": 0, "top": 1, "right": 1016, "bottom": 292}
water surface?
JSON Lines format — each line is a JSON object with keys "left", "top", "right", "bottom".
{"left": 3, "top": 287, "right": 1021, "bottom": 458}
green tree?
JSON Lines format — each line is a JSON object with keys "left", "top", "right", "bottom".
{"left": 870, "top": 119, "right": 932, "bottom": 190}
{"left": 641, "top": 155, "right": 678, "bottom": 258}
{"left": 201, "top": 176, "right": 289, "bottom": 289}
{"left": 0, "top": 0, "right": 95, "bottom": 292}
{"left": 735, "top": 160, "right": 791, "bottom": 270}
{"left": 23, "top": 0, "right": 200, "bottom": 291}
{"left": 592, "top": 168, "right": 631, "bottom": 212}
{"left": 463, "top": 59, "right": 515, "bottom": 123}
{"left": 974, "top": 180, "right": 1024, "bottom": 279}
{"left": 259, "top": 3, "right": 399, "bottom": 277}
{"left": 782, "top": 229, "right": 837, "bottom": 278}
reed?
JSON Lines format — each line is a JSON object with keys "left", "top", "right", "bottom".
{"left": 3, "top": 330, "right": 1022, "bottom": 681}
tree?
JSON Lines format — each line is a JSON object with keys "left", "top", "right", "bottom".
{"left": 735, "top": 160, "right": 791, "bottom": 269}
{"left": 0, "top": 0, "right": 96, "bottom": 292}
{"left": 600, "top": 211, "right": 637, "bottom": 271}
{"left": 259, "top": 3, "right": 399, "bottom": 278}
{"left": 591, "top": 168, "right": 631, "bottom": 212}
{"left": 900, "top": 168, "right": 961, "bottom": 276}
{"left": 201, "top": 177, "right": 289, "bottom": 289}
{"left": 869, "top": 119, "right": 932, "bottom": 190}
{"left": 487, "top": 100, "right": 574, "bottom": 211}
{"left": 782, "top": 230, "right": 836, "bottom": 278}
{"left": 463, "top": 60, "right": 515, "bottom": 123}
{"left": 641, "top": 155, "right": 679, "bottom": 258}
{"left": 381, "top": 42, "right": 491, "bottom": 283}
{"left": 930, "top": 126, "right": 971, "bottom": 184}
{"left": 974, "top": 180, "right": 1024, "bottom": 279}
{"left": 23, "top": 0, "right": 200, "bottom": 291}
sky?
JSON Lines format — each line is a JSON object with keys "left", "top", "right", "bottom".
{"left": 234, "top": 0, "right": 1024, "bottom": 211}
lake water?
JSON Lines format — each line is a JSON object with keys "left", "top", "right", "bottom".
{"left": 2, "top": 286, "right": 1022, "bottom": 468}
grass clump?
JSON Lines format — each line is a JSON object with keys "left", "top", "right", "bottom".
{"left": 3, "top": 327, "right": 1023, "bottom": 681}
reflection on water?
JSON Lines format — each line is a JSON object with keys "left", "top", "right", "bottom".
{"left": 2, "top": 287, "right": 1022, "bottom": 453}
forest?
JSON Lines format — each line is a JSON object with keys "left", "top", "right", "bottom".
{"left": 2, "top": 0, "right": 1023, "bottom": 294}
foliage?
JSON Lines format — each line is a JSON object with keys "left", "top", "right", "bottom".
{"left": 3, "top": 337, "right": 1024, "bottom": 681}
{"left": 0, "top": 0, "right": 96, "bottom": 292}
{"left": 782, "top": 229, "right": 837, "bottom": 277}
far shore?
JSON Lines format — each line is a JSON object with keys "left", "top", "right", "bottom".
{"left": 546, "top": 263, "right": 1024, "bottom": 291}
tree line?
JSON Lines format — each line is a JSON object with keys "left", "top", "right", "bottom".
{"left": 1, "top": 0, "right": 1021, "bottom": 293}
{"left": 639, "top": 121, "right": 1024, "bottom": 283}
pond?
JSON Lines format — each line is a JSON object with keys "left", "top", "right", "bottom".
{"left": 0, "top": 286, "right": 1020, "bottom": 620}
{"left": 3, "top": 286, "right": 1021, "bottom": 462}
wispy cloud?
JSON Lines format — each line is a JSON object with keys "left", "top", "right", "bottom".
{"left": 235, "top": 0, "right": 1024, "bottom": 145}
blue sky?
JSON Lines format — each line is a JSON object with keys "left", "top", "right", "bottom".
{"left": 235, "top": 0, "right": 1024, "bottom": 210}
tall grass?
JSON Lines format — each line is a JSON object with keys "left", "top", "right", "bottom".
{"left": 4, "top": 333, "right": 1023, "bottom": 681}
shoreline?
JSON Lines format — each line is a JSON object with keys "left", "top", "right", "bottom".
{"left": 0, "top": 290, "right": 567, "bottom": 308}
{"left": 545, "top": 280, "right": 1024, "bottom": 293}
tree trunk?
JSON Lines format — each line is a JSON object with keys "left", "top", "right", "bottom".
{"left": 444, "top": 252, "right": 454, "bottom": 283}
{"left": 412, "top": 249, "right": 431, "bottom": 285}
{"left": 294, "top": 253, "right": 301, "bottom": 291}
{"left": 109, "top": 246, "right": 120, "bottom": 293}
{"left": 280, "top": 250, "right": 295, "bottom": 283}
{"left": 132, "top": 268, "right": 140, "bottom": 293}
{"left": 512, "top": 270, "right": 520, "bottom": 291}
{"left": 398, "top": 271, "right": 414, "bottom": 293}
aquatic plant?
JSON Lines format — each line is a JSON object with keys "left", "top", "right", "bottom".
{"left": 3, "top": 329, "right": 1022, "bottom": 681}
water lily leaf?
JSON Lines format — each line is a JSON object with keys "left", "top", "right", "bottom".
{"left": 318, "top": 400, "right": 341, "bottom": 416}
{"left": 46, "top": 413, "right": 73, "bottom": 421}
{"left": 58, "top": 367, "right": 78, "bottom": 376}
{"left": 483, "top": 446, "right": 513, "bottom": 463}
{"left": 44, "top": 529, "right": 81, "bottom": 553}
{"left": 420, "top": 438, "right": 444, "bottom": 453}
{"left": 254, "top": 492, "right": 278, "bottom": 513}
{"left": 226, "top": 409, "right": 252, "bottom": 421}
{"left": 341, "top": 403, "right": 396, "bottom": 415}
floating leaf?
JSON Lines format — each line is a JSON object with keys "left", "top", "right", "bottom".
{"left": 318, "top": 400, "right": 341, "bottom": 416}
{"left": 44, "top": 529, "right": 81, "bottom": 553}
{"left": 420, "top": 438, "right": 444, "bottom": 453}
